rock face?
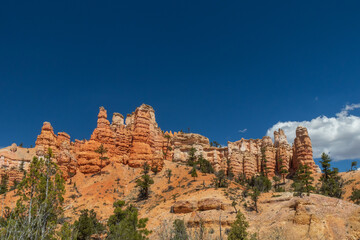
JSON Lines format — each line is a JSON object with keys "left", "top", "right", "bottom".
{"left": 0, "top": 104, "right": 317, "bottom": 181}
{"left": 171, "top": 127, "right": 315, "bottom": 178}
{"left": 292, "top": 126, "right": 315, "bottom": 173}
{"left": 73, "top": 104, "right": 167, "bottom": 174}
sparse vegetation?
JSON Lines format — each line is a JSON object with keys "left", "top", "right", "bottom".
{"left": 136, "top": 163, "right": 154, "bottom": 200}
{"left": 318, "top": 153, "right": 343, "bottom": 198}
{"left": 95, "top": 144, "right": 109, "bottom": 175}
{"left": 228, "top": 211, "right": 254, "bottom": 240}
{"left": 291, "top": 163, "right": 315, "bottom": 197}
{"left": 212, "top": 170, "right": 228, "bottom": 188}
{"left": 349, "top": 188, "right": 360, "bottom": 205}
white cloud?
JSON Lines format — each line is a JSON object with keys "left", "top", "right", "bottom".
{"left": 266, "top": 104, "right": 360, "bottom": 161}
{"left": 238, "top": 128, "right": 247, "bottom": 133}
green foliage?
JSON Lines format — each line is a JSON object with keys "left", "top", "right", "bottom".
{"left": 349, "top": 189, "right": 360, "bottom": 205}
{"left": 74, "top": 209, "right": 105, "bottom": 240}
{"left": 136, "top": 163, "right": 154, "bottom": 200}
{"left": 247, "top": 175, "right": 272, "bottom": 193}
{"left": 226, "top": 158, "right": 234, "bottom": 180}
{"left": 107, "top": 200, "right": 150, "bottom": 240}
{"left": 190, "top": 167, "right": 198, "bottom": 180}
{"left": 250, "top": 188, "right": 260, "bottom": 212}
{"left": 272, "top": 176, "right": 281, "bottom": 192}
{"left": 235, "top": 173, "right": 247, "bottom": 186}
{"left": 210, "top": 141, "right": 221, "bottom": 148}
{"left": 0, "top": 174, "right": 9, "bottom": 195}
{"left": 291, "top": 163, "right": 315, "bottom": 197}
{"left": 58, "top": 222, "right": 77, "bottom": 240}
{"left": 278, "top": 159, "right": 288, "bottom": 183}
{"left": 351, "top": 161, "right": 358, "bottom": 171}
{"left": 212, "top": 170, "right": 228, "bottom": 188}
{"left": 0, "top": 148, "right": 66, "bottom": 239}
{"left": 228, "top": 211, "right": 250, "bottom": 240}
{"left": 187, "top": 147, "right": 197, "bottom": 167}
{"left": 151, "top": 165, "right": 159, "bottom": 175}
{"left": 170, "top": 219, "right": 188, "bottom": 240}
{"left": 166, "top": 169, "right": 172, "bottom": 184}
{"left": 319, "top": 152, "right": 331, "bottom": 180}
{"left": 319, "top": 153, "right": 343, "bottom": 198}
{"left": 197, "top": 155, "right": 214, "bottom": 174}
{"left": 95, "top": 144, "right": 109, "bottom": 174}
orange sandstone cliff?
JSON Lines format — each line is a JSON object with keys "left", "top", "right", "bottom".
{"left": 0, "top": 104, "right": 317, "bottom": 181}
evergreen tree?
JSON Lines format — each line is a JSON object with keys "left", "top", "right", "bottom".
{"left": 226, "top": 158, "right": 234, "bottom": 180}
{"left": 278, "top": 159, "right": 288, "bottom": 184}
{"left": 73, "top": 209, "right": 104, "bottom": 240}
{"left": 170, "top": 219, "right": 188, "bottom": 240}
{"left": 151, "top": 165, "right": 159, "bottom": 175}
{"left": 247, "top": 175, "right": 272, "bottom": 193}
{"left": 1, "top": 148, "right": 66, "bottom": 239}
{"left": 107, "top": 200, "right": 150, "bottom": 240}
{"left": 351, "top": 161, "right": 357, "bottom": 171}
{"left": 349, "top": 189, "right": 360, "bottom": 205}
{"left": 163, "top": 134, "right": 172, "bottom": 160}
{"left": 197, "top": 155, "right": 214, "bottom": 174}
{"left": 95, "top": 144, "right": 108, "bottom": 175}
{"left": 187, "top": 147, "right": 197, "bottom": 167}
{"left": 0, "top": 174, "right": 9, "bottom": 195}
{"left": 319, "top": 153, "right": 343, "bottom": 198}
{"left": 228, "top": 211, "right": 249, "bottom": 240}
{"left": 260, "top": 148, "right": 269, "bottom": 177}
{"left": 319, "top": 152, "right": 331, "bottom": 180}
{"left": 190, "top": 167, "right": 198, "bottom": 181}
{"left": 291, "top": 163, "right": 315, "bottom": 197}
{"left": 250, "top": 188, "right": 260, "bottom": 213}
{"left": 166, "top": 169, "right": 172, "bottom": 184}
{"left": 58, "top": 222, "right": 78, "bottom": 240}
{"left": 212, "top": 170, "right": 228, "bottom": 188}
{"left": 272, "top": 176, "right": 281, "bottom": 192}
{"left": 136, "top": 163, "right": 154, "bottom": 200}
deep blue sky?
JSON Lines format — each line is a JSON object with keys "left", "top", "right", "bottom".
{"left": 1, "top": 1, "right": 360, "bottom": 171}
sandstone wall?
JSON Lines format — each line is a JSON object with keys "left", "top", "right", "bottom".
{"left": 0, "top": 104, "right": 316, "bottom": 181}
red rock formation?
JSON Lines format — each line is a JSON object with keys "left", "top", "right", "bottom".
{"left": 34, "top": 122, "right": 77, "bottom": 179}
{"left": 75, "top": 104, "right": 166, "bottom": 174}
{"left": 292, "top": 126, "right": 316, "bottom": 173}
{"left": 274, "top": 129, "right": 292, "bottom": 173}
{"left": 0, "top": 104, "right": 317, "bottom": 181}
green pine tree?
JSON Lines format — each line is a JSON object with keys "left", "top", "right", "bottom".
{"left": 190, "top": 167, "right": 198, "bottom": 181}
{"left": 187, "top": 147, "right": 197, "bottom": 167}
{"left": 349, "top": 189, "right": 360, "bottom": 205}
{"left": 136, "top": 163, "right": 154, "bottom": 200}
{"left": 170, "top": 219, "right": 188, "bottom": 240}
{"left": 228, "top": 211, "right": 250, "bottom": 240}
{"left": 198, "top": 155, "right": 214, "bottom": 174}
{"left": 212, "top": 170, "right": 228, "bottom": 188}
{"left": 166, "top": 169, "right": 172, "bottom": 184}
{"left": 1, "top": 148, "right": 66, "bottom": 239}
{"left": 351, "top": 161, "right": 358, "bottom": 171}
{"left": 291, "top": 163, "right": 315, "bottom": 197}
{"left": 319, "top": 153, "right": 343, "bottom": 198}
{"left": 73, "top": 209, "right": 105, "bottom": 240}
{"left": 107, "top": 200, "right": 151, "bottom": 240}
{"left": 95, "top": 144, "right": 109, "bottom": 175}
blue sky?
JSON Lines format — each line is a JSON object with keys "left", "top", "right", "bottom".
{"left": 1, "top": 0, "right": 359, "bottom": 171}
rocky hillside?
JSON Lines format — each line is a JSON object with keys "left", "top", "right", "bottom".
{"left": 1, "top": 104, "right": 359, "bottom": 239}
{"left": 3, "top": 160, "right": 359, "bottom": 239}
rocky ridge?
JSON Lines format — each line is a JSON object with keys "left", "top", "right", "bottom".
{"left": 0, "top": 104, "right": 316, "bottom": 181}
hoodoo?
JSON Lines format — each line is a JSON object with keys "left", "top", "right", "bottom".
{"left": 0, "top": 104, "right": 317, "bottom": 182}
